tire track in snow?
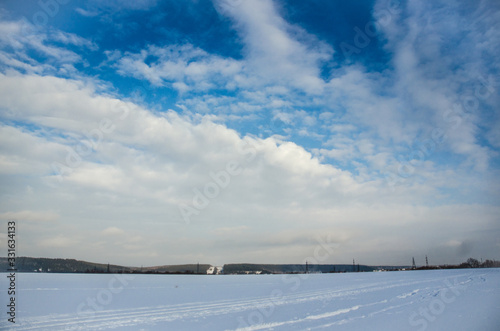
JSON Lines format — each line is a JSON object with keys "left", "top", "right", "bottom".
{"left": 232, "top": 271, "right": 479, "bottom": 331}
{"left": 1, "top": 272, "right": 479, "bottom": 330}
{"left": 3, "top": 279, "right": 403, "bottom": 330}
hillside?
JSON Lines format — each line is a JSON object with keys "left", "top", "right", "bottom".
{"left": 222, "top": 263, "right": 378, "bottom": 274}
{"left": 3, "top": 257, "right": 495, "bottom": 274}
{"left": 0, "top": 257, "right": 210, "bottom": 274}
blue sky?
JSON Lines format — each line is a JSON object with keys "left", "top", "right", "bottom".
{"left": 0, "top": 0, "right": 499, "bottom": 267}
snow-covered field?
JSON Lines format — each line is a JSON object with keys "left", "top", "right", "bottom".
{"left": 1, "top": 268, "right": 499, "bottom": 330}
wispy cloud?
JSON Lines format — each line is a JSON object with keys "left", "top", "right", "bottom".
{"left": 373, "top": 0, "right": 499, "bottom": 170}
{"left": 114, "top": 44, "right": 242, "bottom": 92}
{"left": 216, "top": 0, "right": 333, "bottom": 95}
{"left": 0, "top": 19, "right": 96, "bottom": 74}
{"left": 0, "top": 210, "right": 59, "bottom": 222}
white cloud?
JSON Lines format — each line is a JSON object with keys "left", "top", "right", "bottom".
{"left": 0, "top": 19, "right": 95, "bottom": 75}
{"left": 101, "top": 226, "right": 126, "bottom": 237}
{"left": 0, "top": 210, "right": 59, "bottom": 222}
{"left": 75, "top": 7, "right": 99, "bottom": 17}
{"left": 115, "top": 44, "right": 242, "bottom": 91}
{"left": 39, "top": 236, "right": 75, "bottom": 248}
{"left": 0, "top": 0, "right": 499, "bottom": 266}
{"left": 0, "top": 70, "right": 498, "bottom": 265}
{"left": 111, "top": 0, "right": 333, "bottom": 122}
{"left": 50, "top": 30, "right": 98, "bottom": 51}
{"left": 211, "top": 225, "right": 249, "bottom": 237}
{"left": 216, "top": 0, "right": 333, "bottom": 95}
{"left": 372, "top": 0, "right": 500, "bottom": 170}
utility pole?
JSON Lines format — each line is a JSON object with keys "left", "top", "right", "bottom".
{"left": 425, "top": 255, "right": 429, "bottom": 268}
{"left": 305, "top": 261, "right": 309, "bottom": 274}
{"left": 412, "top": 257, "right": 416, "bottom": 270}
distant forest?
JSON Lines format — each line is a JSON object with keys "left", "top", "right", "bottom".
{"left": 1, "top": 257, "right": 210, "bottom": 274}
{"left": 2, "top": 257, "right": 499, "bottom": 274}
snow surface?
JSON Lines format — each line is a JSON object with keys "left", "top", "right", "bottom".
{"left": 1, "top": 269, "right": 499, "bottom": 330}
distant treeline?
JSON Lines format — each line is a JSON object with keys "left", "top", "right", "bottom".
{"left": 0, "top": 257, "right": 129, "bottom": 273}
{"left": 222, "top": 263, "right": 378, "bottom": 274}
{"left": 0, "top": 257, "right": 210, "bottom": 274}
{"left": 1, "top": 257, "right": 498, "bottom": 274}
{"left": 414, "top": 258, "right": 500, "bottom": 270}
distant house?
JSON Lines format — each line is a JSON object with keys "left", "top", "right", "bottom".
{"left": 206, "top": 266, "right": 223, "bottom": 275}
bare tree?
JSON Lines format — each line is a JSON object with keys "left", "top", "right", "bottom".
{"left": 467, "top": 258, "right": 480, "bottom": 268}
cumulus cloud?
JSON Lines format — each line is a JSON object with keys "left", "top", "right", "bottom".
{"left": 0, "top": 0, "right": 498, "bottom": 266}
{"left": 111, "top": 0, "right": 333, "bottom": 120}
{"left": 108, "top": 0, "right": 499, "bottom": 180}
{"left": 0, "top": 69, "right": 497, "bottom": 265}
{"left": 114, "top": 44, "right": 242, "bottom": 91}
